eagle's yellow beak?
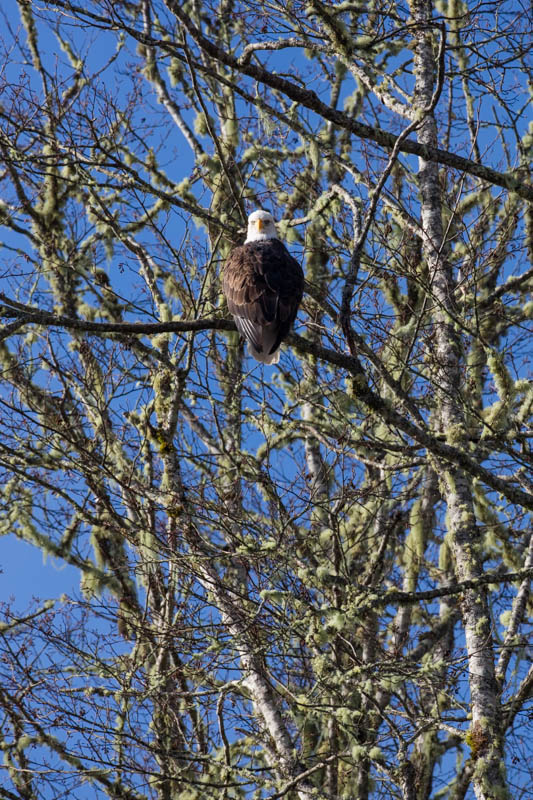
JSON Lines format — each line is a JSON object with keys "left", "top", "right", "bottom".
{"left": 257, "top": 219, "right": 264, "bottom": 231}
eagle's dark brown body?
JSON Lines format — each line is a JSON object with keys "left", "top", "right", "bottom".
{"left": 223, "top": 238, "right": 304, "bottom": 363}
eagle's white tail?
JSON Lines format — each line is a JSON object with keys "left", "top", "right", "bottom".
{"left": 249, "top": 344, "right": 280, "bottom": 364}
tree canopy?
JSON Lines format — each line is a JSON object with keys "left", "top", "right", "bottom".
{"left": 0, "top": 1, "right": 532, "bottom": 799}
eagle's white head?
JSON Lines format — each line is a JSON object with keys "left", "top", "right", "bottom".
{"left": 245, "top": 210, "right": 278, "bottom": 243}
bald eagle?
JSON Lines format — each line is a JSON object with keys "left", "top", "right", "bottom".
{"left": 222, "top": 210, "right": 304, "bottom": 364}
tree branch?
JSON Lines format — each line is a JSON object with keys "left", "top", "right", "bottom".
{"left": 2, "top": 297, "right": 532, "bottom": 511}
{"left": 165, "top": 1, "right": 533, "bottom": 201}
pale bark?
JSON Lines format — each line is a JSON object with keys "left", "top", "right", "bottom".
{"left": 1, "top": 3, "right": 531, "bottom": 798}
{"left": 164, "top": 0, "right": 533, "bottom": 201}
{"left": 189, "top": 549, "right": 321, "bottom": 800}
{"left": 410, "top": 1, "right": 508, "bottom": 797}
{"left": 496, "top": 530, "right": 533, "bottom": 683}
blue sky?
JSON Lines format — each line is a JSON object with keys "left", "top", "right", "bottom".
{"left": 0, "top": 1, "right": 532, "bottom": 797}
{"left": 2, "top": 535, "right": 79, "bottom": 607}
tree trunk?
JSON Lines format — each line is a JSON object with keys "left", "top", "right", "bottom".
{"left": 410, "top": 2, "right": 508, "bottom": 797}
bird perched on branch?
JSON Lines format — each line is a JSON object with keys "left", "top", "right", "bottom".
{"left": 222, "top": 210, "right": 304, "bottom": 364}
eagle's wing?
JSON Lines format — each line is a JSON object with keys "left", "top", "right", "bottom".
{"left": 223, "top": 240, "right": 304, "bottom": 357}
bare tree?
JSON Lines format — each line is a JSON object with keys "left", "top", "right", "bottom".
{"left": 0, "top": 1, "right": 532, "bottom": 799}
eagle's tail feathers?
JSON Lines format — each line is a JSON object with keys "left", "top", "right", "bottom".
{"left": 235, "top": 317, "right": 281, "bottom": 364}
{"left": 249, "top": 344, "right": 280, "bottom": 364}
